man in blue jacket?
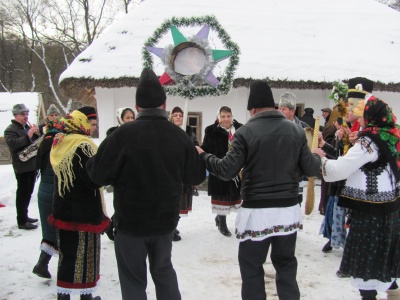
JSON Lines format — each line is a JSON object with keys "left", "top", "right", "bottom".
{"left": 197, "top": 81, "right": 321, "bottom": 300}
{"left": 87, "top": 68, "right": 205, "bottom": 300}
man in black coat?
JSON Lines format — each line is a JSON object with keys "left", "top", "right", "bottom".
{"left": 196, "top": 81, "right": 321, "bottom": 300}
{"left": 4, "top": 104, "right": 40, "bottom": 230}
{"left": 86, "top": 68, "right": 205, "bottom": 300}
{"left": 299, "top": 107, "right": 316, "bottom": 129}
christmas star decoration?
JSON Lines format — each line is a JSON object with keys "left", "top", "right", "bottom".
{"left": 147, "top": 25, "right": 233, "bottom": 87}
{"left": 142, "top": 15, "right": 240, "bottom": 99}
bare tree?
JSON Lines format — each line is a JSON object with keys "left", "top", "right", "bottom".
{"left": 2, "top": 0, "right": 127, "bottom": 113}
{"left": 390, "top": 0, "right": 400, "bottom": 10}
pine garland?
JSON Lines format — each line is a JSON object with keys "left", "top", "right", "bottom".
{"left": 142, "top": 15, "right": 240, "bottom": 99}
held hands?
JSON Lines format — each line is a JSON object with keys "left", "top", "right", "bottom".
{"left": 336, "top": 128, "right": 344, "bottom": 141}
{"left": 317, "top": 132, "right": 325, "bottom": 148}
{"left": 349, "top": 131, "right": 359, "bottom": 144}
{"left": 195, "top": 146, "right": 204, "bottom": 155}
{"left": 312, "top": 147, "right": 326, "bottom": 158}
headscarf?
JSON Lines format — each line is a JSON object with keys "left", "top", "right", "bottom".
{"left": 116, "top": 107, "right": 135, "bottom": 125}
{"left": 50, "top": 110, "right": 98, "bottom": 196}
{"left": 359, "top": 96, "right": 400, "bottom": 182}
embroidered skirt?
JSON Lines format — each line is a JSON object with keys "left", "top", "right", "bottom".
{"left": 56, "top": 229, "right": 101, "bottom": 295}
{"left": 235, "top": 205, "right": 303, "bottom": 241}
{"left": 339, "top": 209, "right": 400, "bottom": 291}
{"left": 211, "top": 195, "right": 242, "bottom": 215}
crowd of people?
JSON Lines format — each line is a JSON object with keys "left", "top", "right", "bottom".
{"left": 3, "top": 72, "right": 400, "bottom": 300}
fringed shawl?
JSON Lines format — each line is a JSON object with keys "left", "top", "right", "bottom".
{"left": 50, "top": 111, "right": 98, "bottom": 197}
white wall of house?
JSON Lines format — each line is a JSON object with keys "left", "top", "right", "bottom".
{"left": 95, "top": 87, "right": 400, "bottom": 143}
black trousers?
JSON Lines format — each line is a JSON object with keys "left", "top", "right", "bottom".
{"left": 15, "top": 171, "right": 36, "bottom": 225}
{"left": 114, "top": 230, "right": 181, "bottom": 300}
{"left": 239, "top": 232, "right": 300, "bottom": 300}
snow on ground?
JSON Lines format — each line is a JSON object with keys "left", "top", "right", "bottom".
{"left": 0, "top": 163, "right": 387, "bottom": 299}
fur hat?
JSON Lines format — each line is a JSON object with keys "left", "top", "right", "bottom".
{"left": 47, "top": 104, "right": 60, "bottom": 115}
{"left": 78, "top": 106, "right": 97, "bottom": 120}
{"left": 347, "top": 77, "right": 374, "bottom": 99}
{"left": 136, "top": 68, "right": 166, "bottom": 109}
{"left": 12, "top": 103, "right": 29, "bottom": 115}
{"left": 279, "top": 92, "right": 297, "bottom": 109}
{"left": 247, "top": 81, "right": 275, "bottom": 110}
{"left": 304, "top": 108, "right": 314, "bottom": 115}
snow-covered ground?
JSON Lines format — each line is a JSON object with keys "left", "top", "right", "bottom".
{"left": 0, "top": 163, "right": 387, "bottom": 300}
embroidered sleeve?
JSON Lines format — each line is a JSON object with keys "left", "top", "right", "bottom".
{"left": 322, "top": 140, "right": 378, "bottom": 182}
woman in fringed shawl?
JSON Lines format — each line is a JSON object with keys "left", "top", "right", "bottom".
{"left": 49, "top": 110, "right": 110, "bottom": 300}
{"left": 201, "top": 106, "right": 242, "bottom": 237}
{"left": 313, "top": 97, "right": 400, "bottom": 300}
{"left": 32, "top": 117, "right": 62, "bottom": 279}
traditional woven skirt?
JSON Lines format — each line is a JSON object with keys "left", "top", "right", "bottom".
{"left": 179, "top": 184, "right": 193, "bottom": 217}
{"left": 211, "top": 195, "right": 242, "bottom": 215}
{"left": 339, "top": 209, "right": 400, "bottom": 291}
{"left": 56, "top": 229, "right": 101, "bottom": 295}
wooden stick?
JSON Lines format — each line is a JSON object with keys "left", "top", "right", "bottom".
{"left": 305, "top": 117, "right": 320, "bottom": 215}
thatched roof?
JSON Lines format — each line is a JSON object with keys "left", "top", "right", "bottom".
{"left": 59, "top": 0, "right": 400, "bottom": 103}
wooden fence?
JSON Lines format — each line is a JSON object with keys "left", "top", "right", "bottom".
{"left": 0, "top": 137, "right": 11, "bottom": 165}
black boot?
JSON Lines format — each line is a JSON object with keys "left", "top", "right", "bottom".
{"left": 57, "top": 294, "right": 70, "bottom": 300}
{"left": 80, "top": 294, "right": 101, "bottom": 300}
{"left": 32, "top": 250, "right": 52, "bottom": 279}
{"left": 173, "top": 229, "right": 181, "bottom": 241}
{"left": 322, "top": 240, "right": 332, "bottom": 253}
{"left": 105, "top": 224, "right": 114, "bottom": 241}
{"left": 215, "top": 215, "right": 231, "bottom": 237}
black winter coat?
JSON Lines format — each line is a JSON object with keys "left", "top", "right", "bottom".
{"left": 201, "top": 110, "right": 321, "bottom": 209}
{"left": 201, "top": 119, "right": 242, "bottom": 198}
{"left": 86, "top": 109, "right": 206, "bottom": 236}
{"left": 298, "top": 113, "right": 315, "bottom": 129}
{"left": 4, "top": 120, "right": 39, "bottom": 174}
{"left": 50, "top": 145, "right": 110, "bottom": 233}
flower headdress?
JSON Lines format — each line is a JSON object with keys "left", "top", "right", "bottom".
{"left": 328, "top": 81, "right": 348, "bottom": 104}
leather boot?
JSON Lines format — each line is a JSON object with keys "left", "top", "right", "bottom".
{"left": 322, "top": 240, "right": 332, "bottom": 253}
{"left": 172, "top": 229, "right": 181, "bottom": 241}
{"left": 80, "top": 294, "right": 101, "bottom": 300}
{"left": 215, "top": 215, "right": 231, "bottom": 237}
{"left": 32, "top": 250, "right": 52, "bottom": 279}
{"left": 57, "top": 294, "right": 70, "bottom": 300}
{"left": 387, "top": 289, "right": 400, "bottom": 300}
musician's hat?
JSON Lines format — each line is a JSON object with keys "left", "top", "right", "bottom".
{"left": 12, "top": 104, "right": 29, "bottom": 115}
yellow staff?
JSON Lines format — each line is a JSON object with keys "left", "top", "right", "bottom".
{"left": 305, "top": 117, "right": 320, "bottom": 215}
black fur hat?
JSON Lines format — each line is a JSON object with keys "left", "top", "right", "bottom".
{"left": 136, "top": 68, "right": 166, "bottom": 109}
{"left": 304, "top": 107, "right": 314, "bottom": 115}
{"left": 78, "top": 106, "right": 97, "bottom": 120}
{"left": 247, "top": 81, "right": 275, "bottom": 110}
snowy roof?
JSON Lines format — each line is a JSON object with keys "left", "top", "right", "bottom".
{"left": 0, "top": 93, "right": 40, "bottom": 137}
{"left": 59, "top": 0, "right": 400, "bottom": 103}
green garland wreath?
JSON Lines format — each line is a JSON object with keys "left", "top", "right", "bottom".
{"left": 142, "top": 15, "right": 240, "bottom": 99}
